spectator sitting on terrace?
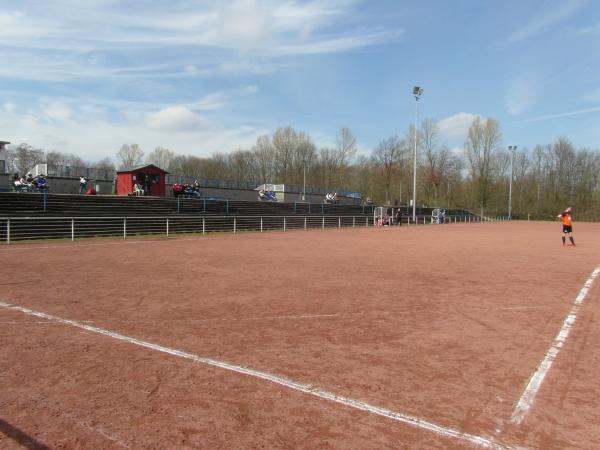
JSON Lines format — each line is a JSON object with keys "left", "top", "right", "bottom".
{"left": 133, "top": 182, "right": 144, "bottom": 196}
{"left": 21, "top": 176, "right": 31, "bottom": 191}
{"left": 193, "top": 188, "right": 202, "bottom": 197}
{"left": 325, "top": 192, "right": 339, "bottom": 204}
{"left": 34, "top": 175, "right": 49, "bottom": 191}
{"left": 189, "top": 182, "right": 201, "bottom": 198}
{"left": 172, "top": 182, "right": 183, "bottom": 197}
{"left": 259, "top": 189, "right": 277, "bottom": 201}
{"left": 85, "top": 187, "right": 97, "bottom": 195}
{"left": 13, "top": 175, "right": 26, "bottom": 192}
{"left": 364, "top": 196, "right": 373, "bottom": 206}
{"left": 26, "top": 173, "right": 34, "bottom": 185}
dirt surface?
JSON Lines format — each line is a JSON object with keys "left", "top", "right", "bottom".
{"left": 1, "top": 221, "right": 600, "bottom": 449}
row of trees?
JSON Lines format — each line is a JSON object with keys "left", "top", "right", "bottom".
{"left": 5, "top": 143, "right": 115, "bottom": 175}
{"left": 6, "top": 118, "right": 600, "bottom": 219}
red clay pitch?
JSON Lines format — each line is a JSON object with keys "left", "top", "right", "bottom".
{"left": 1, "top": 221, "right": 600, "bottom": 449}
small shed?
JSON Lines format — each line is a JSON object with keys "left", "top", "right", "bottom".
{"left": 117, "top": 164, "right": 169, "bottom": 197}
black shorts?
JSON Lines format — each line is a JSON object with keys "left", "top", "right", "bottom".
{"left": 563, "top": 225, "right": 572, "bottom": 233}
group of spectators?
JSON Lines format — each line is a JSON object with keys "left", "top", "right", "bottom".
{"left": 258, "top": 189, "right": 278, "bottom": 201}
{"left": 13, "top": 173, "right": 49, "bottom": 192}
{"left": 172, "top": 181, "right": 201, "bottom": 198}
{"left": 324, "top": 192, "right": 339, "bottom": 204}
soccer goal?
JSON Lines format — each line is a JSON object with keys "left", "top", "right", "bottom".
{"left": 374, "top": 207, "right": 391, "bottom": 227}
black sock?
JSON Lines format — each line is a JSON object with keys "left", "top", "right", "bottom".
{"left": 570, "top": 237, "right": 575, "bottom": 245}
{"left": 562, "top": 236, "right": 566, "bottom": 244}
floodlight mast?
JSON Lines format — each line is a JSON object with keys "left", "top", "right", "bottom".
{"left": 412, "top": 86, "right": 423, "bottom": 223}
{"left": 508, "top": 145, "right": 517, "bottom": 220}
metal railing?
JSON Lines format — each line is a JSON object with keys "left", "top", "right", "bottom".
{"left": 0, "top": 213, "right": 509, "bottom": 244}
{"left": 46, "top": 165, "right": 116, "bottom": 181}
{"left": 0, "top": 191, "right": 370, "bottom": 215}
{"left": 0, "top": 215, "right": 372, "bottom": 243}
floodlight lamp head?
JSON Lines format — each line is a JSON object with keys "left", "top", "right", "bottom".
{"left": 412, "top": 86, "right": 423, "bottom": 98}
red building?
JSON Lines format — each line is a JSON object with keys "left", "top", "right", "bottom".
{"left": 116, "top": 164, "right": 169, "bottom": 197}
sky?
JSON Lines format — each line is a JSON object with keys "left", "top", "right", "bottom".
{"left": 1, "top": 0, "right": 600, "bottom": 162}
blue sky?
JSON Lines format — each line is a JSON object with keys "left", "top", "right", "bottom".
{"left": 1, "top": 0, "right": 599, "bottom": 161}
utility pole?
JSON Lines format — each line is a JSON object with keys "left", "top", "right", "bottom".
{"left": 508, "top": 145, "right": 517, "bottom": 220}
{"left": 412, "top": 86, "right": 423, "bottom": 222}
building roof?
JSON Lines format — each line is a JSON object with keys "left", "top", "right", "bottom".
{"left": 0, "top": 141, "right": 10, "bottom": 145}
{"left": 117, "top": 164, "right": 169, "bottom": 174}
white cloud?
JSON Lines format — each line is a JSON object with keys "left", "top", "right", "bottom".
{"left": 185, "top": 85, "right": 259, "bottom": 111}
{"left": 504, "top": 0, "right": 587, "bottom": 44}
{"left": 505, "top": 74, "right": 540, "bottom": 115}
{"left": 144, "top": 106, "right": 208, "bottom": 132}
{"left": 438, "top": 113, "right": 479, "bottom": 139}
{"left": 43, "top": 102, "right": 72, "bottom": 121}
{"left": 217, "top": 0, "right": 269, "bottom": 48}
{"left": 3, "top": 102, "right": 16, "bottom": 113}
{"left": 268, "top": 29, "right": 403, "bottom": 55}
{"left": 0, "top": 1, "right": 402, "bottom": 83}
{"left": 0, "top": 105, "right": 259, "bottom": 160}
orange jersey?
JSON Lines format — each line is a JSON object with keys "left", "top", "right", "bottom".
{"left": 561, "top": 213, "right": 572, "bottom": 226}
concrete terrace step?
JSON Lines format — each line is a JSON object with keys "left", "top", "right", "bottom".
{"left": 0, "top": 193, "right": 374, "bottom": 218}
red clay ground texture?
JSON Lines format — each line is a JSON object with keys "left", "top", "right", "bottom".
{"left": 1, "top": 221, "right": 600, "bottom": 449}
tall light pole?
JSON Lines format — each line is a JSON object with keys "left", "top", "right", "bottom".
{"left": 412, "top": 86, "right": 423, "bottom": 222}
{"left": 508, "top": 145, "right": 517, "bottom": 220}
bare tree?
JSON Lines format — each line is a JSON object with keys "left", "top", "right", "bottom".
{"left": 464, "top": 118, "right": 502, "bottom": 215}
{"left": 11, "top": 143, "right": 45, "bottom": 175}
{"left": 116, "top": 144, "right": 144, "bottom": 169}
{"left": 420, "top": 119, "right": 450, "bottom": 205}
{"left": 146, "top": 146, "right": 174, "bottom": 170}
{"left": 253, "top": 135, "right": 275, "bottom": 184}
{"left": 93, "top": 157, "right": 116, "bottom": 171}
{"left": 372, "top": 135, "right": 402, "bottom": 204}
{"left": 272, "top": 127, "right": 297, "bottom": 181}
{"left": 335, "top": 127, "right": 357, "bottom": 185}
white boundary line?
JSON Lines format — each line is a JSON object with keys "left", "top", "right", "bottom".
{"left": 0, "top": 301, "right": 513, "bottom": 450}
{"left": 511, "top": 266, "right": 600, "bottom": 424}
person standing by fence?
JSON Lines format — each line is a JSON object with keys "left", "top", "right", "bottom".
{"left": 79, "top": 176, "right": 87, "bottom": 195}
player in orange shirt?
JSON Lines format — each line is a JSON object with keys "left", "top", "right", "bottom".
{"left": 557, "top": 207, "right": 575, "bottom": 246}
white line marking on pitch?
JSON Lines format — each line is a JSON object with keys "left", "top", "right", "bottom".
{"left": 511, "top": 265, "right": 600, "bottom": 424}
{"left": 0, "top": 301, "right": 515, "bottom": 450}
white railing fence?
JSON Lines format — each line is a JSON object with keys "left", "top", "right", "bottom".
{"left": 0, "top": 213, "right": 504, "bottom": 244}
